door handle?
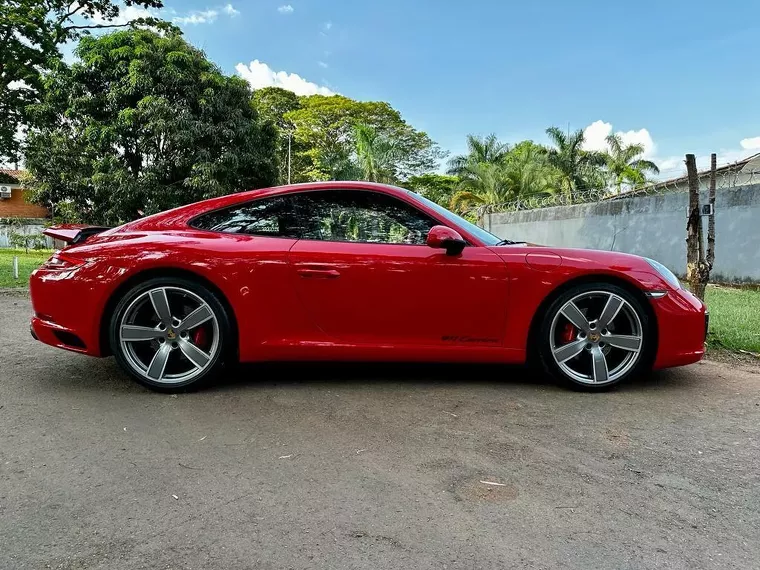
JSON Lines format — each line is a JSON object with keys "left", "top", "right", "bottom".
{"left": 297, "top": 268, "right": 341, "bottom": 279}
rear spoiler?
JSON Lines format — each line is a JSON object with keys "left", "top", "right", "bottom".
{"left": 43, "top": 225, "right": 111, "bottom": 245}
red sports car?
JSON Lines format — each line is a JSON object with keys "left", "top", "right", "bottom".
{"left": 30, "top": 181, "right": 707, "bottom": 392}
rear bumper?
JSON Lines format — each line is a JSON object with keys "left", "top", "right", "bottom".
{"left": 29, "top": 261, "right": 125, "bottom": 357}
{"left": 652, "top": 288, "right": 707, "bottom": 369}
{"left": 30, "top": 316, "right": 90, "bottom": 354}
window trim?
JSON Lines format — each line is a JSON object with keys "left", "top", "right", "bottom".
{"left": 187, "top": 194, "right": 302, "bottom": 239}
{"left": 187, "top": 187, "right": 472, "bottom": 247}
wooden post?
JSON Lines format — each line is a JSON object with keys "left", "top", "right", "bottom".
{"left": 13, "top": 256, "right": 19, "bottom": 280}
{"left": 685, "top": 153, "right": 713, "bottom": 301}
{"left": 706, "top": 153, "right": 717, "bottom": 268}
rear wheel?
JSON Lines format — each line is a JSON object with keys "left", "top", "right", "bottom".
{"left": 109, "top": 277, "right": 232, "bottom": 392}
{"left": 538, "top": 283, "right": 654, "bottom": 390}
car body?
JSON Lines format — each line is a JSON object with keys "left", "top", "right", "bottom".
{"left": 30, "top": 181, "right": 707, "bottom": 391}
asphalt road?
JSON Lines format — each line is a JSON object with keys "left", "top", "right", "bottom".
{"left": 1, "top": 293, "right": 759, "bottom": 570}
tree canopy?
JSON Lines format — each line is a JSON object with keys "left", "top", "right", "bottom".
{"left": 0, "top": 0, "right": 169, "bottom": 165}
{"left": 253, "top": 93, "right": 445, "bottom": 184}
{"left": 24, "top": 29, "right": 277, "bottom": 225}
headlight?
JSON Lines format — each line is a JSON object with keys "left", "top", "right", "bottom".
{"left": 644, "top": 257, "right": 681, "bottom": 289}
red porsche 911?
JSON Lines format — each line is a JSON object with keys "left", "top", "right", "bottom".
{"left": 30, "top": 181, "right": 707, "bottom": 392}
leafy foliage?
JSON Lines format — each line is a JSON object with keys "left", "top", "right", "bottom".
{"left": 0, "top": 0, "right": 169, "bottom": 165}
{"left": 544, "top": 126, "right": 606, "bottom": 202}
{"left": 404, "top": 174, "right": 459, "bottom": 207}
{"left": 447, "top": 134, "right": 511, "bottom": 176}
{"left": 280, "top": 95, "right": 444, "bottom": 183}
{"left": 24, "top": 29, "right": 277, "bottom": 225}
{"left": 604, "top": 133, "right": 660, "bottom": 193}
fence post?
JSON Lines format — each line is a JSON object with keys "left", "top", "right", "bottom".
{"left": 13, "top": 255, "right": 19, "bottom": 280}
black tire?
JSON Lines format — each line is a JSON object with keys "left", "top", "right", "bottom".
{"left": 109, "top": 276, "right": 233, "bottom": 392}
{"left": 537, "top": 282, "right": 655, "bottom": 391}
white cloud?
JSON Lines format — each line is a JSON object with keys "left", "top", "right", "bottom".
{"left": 740, "top": 136, "right": 760, "bottom": 150}
{"left": 583, "top": 120, "right": 656, "bottom": 158}
{"left": 323, "top": 21, "right": 332, "bottom": 31}
{"left": 173, "top": 9, "right": 219, "bottom": 25}
{"left": 278, "top": 5, "right": 294, "bottom": 14}
{"left": 580, "top": 120, "right": 760, "bottom": 180}
{"left": 7, "top": 80, "right": 30, "bottom": 90}
{"left": 317, "top": 61, "right": 328, "bottom": 68}
{"left": 90, "top": 4, "right": 238, "bottom": 27}
{"left": 235, "top": 60, "right": 336, "bottom": 96}
{"left": 91, "top": 5, "right": 158, "bottom": 26}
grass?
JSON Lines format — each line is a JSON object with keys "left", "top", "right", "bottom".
{"left": 0, "top": 249, "right": 53, "bottom": 288}
{"left": 705, "top": 285, "right": 760, "bottom": 354}
{"left": 1, "top": 247, "right": 759, "bottom": 357}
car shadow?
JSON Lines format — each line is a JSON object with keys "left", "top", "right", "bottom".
{"left": 205, "top": 360, "right": 687, "bottom": 395}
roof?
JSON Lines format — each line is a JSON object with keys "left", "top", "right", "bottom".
{"left": 608, "top": 152, "right": 760, "bottom": 200}
{"left": 0, "top": 168, "right": 26, "bottom": 184}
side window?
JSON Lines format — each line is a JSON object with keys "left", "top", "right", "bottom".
{"left": 292, "top": 190, "right": 438, "bottom": 245}
{"left": 190, "top": 195, "right": 298, "bottom": 237}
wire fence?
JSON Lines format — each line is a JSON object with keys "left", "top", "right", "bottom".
{"left": 464, "top": 159, "right": 760, "bottom": 220}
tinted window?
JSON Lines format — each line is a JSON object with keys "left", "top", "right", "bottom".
{"left": 191, "top": 196, "right": 299, "bottom": 237}
{"left": 408, "top": 192, "right": 503, "bottom": 246}
{"left": 292, "top": 190, "right": 437, "bottom": 245}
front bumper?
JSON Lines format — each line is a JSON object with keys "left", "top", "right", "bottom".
{"left": 651, "top": 288, "right": 707, "bottom": 369}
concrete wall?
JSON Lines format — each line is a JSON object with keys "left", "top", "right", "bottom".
{"left": 485, "top": 184, "right": 760, "bottom": 283}
{"left": 0, "top": 219, "right": 54, "bottom": 248}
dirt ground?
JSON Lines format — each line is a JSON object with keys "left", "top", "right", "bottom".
{"left": 1, "top": 293, "right": 759, "bottom": 569}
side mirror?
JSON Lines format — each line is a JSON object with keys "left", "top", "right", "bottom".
{"left": 426, "top": 225, "right": 466, "bottom": 256}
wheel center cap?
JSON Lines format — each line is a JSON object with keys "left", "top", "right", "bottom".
{"left": 166, "top": 329, "right": 176, "bottom": 340}
{"left": 588, "top": 332, "right": 600, "bottom": 343}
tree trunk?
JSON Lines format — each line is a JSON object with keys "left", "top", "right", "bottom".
{"left": 685, "top": 154, "right": 711, "bottom": 301}
{"left": 706, "top": 153, "right": 717, "bottom": 267}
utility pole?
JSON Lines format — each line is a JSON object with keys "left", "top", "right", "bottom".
{"left": 287, "top": 130, "right": 292, "bottom": 185}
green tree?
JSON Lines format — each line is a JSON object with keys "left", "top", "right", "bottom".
{"left": 446, "top": 134, "right": 510, "bottom": 176}
{"left": 500, "top": 141, "right": 558, "bottom": 200}
{"left": 603, "top": 133, "right": 660, "bottom": 193}
{"left": 353, "top": 123, "right": 400, "bottom": 183}
{"left": 450, "top": 161, "right": 513, "bottom": 215}
{"left": 544, "top": 126, "right": 606, "bottom": 202}
{"left": 404, "top": 173, "right": 459, "bottom": 207}
{"left": 24, "top": 29, "right": 277, "bottom": 225}
{"left": 448, "top": 138, "right": 557, "bottom": 214}
{"left": 284, "top": 95, "right": 443, "bottom": 182}
{"left": 0, "top": 0, "right": 167, "bottom": 165}
{"left": 252, "top": 86, "right": 305, "bottom": 184}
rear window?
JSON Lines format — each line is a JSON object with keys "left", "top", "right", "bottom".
{"left": 190, "top": 195, "right": 299, "bottom": 238}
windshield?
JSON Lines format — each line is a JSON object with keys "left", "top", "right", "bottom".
{"left": 407, "top": 191, "right": 503, "bottom": 246}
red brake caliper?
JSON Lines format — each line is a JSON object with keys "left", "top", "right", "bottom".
{"left": 561, "top": 323, "right": 577, "bottom": 343}
{"left": 192, "top": 327, "right": 209, "bottom": 350}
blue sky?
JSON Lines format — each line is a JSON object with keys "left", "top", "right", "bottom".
{"left": 107, "top": 1, "right": 760, "bottom": 176}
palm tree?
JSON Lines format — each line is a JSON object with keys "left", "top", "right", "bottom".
{"left": 449, "top": 143, "right": 557, "bottom": 215}
{"left": 603, "top": 133, "right": 660, "bottom": 193}
{"left": 353, "top": 123, "right": 399, "bottom": 183}
{"left": 502, "top": 141, "right": 559, "bottom": 200}
{"left": 450, "top": 161, "right": 513, "bottom": 215}
{"left": 446, "top": 134, "right": 510, "bottom": 176}
{"left": 545, "top": 126, "right": 606, "bottom": 202}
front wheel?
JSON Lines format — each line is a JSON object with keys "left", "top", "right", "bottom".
{"left": 538, "top": 283, "right": 654, "bottom": 390}
{"left": 109, "top": 277, "right": 232, "bottom": 392}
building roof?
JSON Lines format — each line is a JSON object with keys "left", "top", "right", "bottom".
{"left": 607, "top": 152, "right": 760, "bottom": 200}
{"left": 0, "top": 168, "right": 26, "bottom": 184}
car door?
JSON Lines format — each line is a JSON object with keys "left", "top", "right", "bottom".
{"left": 287, "top": 189, "right": 509, "bottom": 347}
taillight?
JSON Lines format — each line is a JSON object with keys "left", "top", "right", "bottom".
{"left": 41, "top": 252, "right": 86, "bottom": 270}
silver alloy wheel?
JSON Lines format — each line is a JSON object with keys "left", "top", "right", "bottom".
{"left": 118, "top": 286, "right": 220, "bottom": 384}
{"left": 549, "top": 290, "right": 643, "bottom": 385}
